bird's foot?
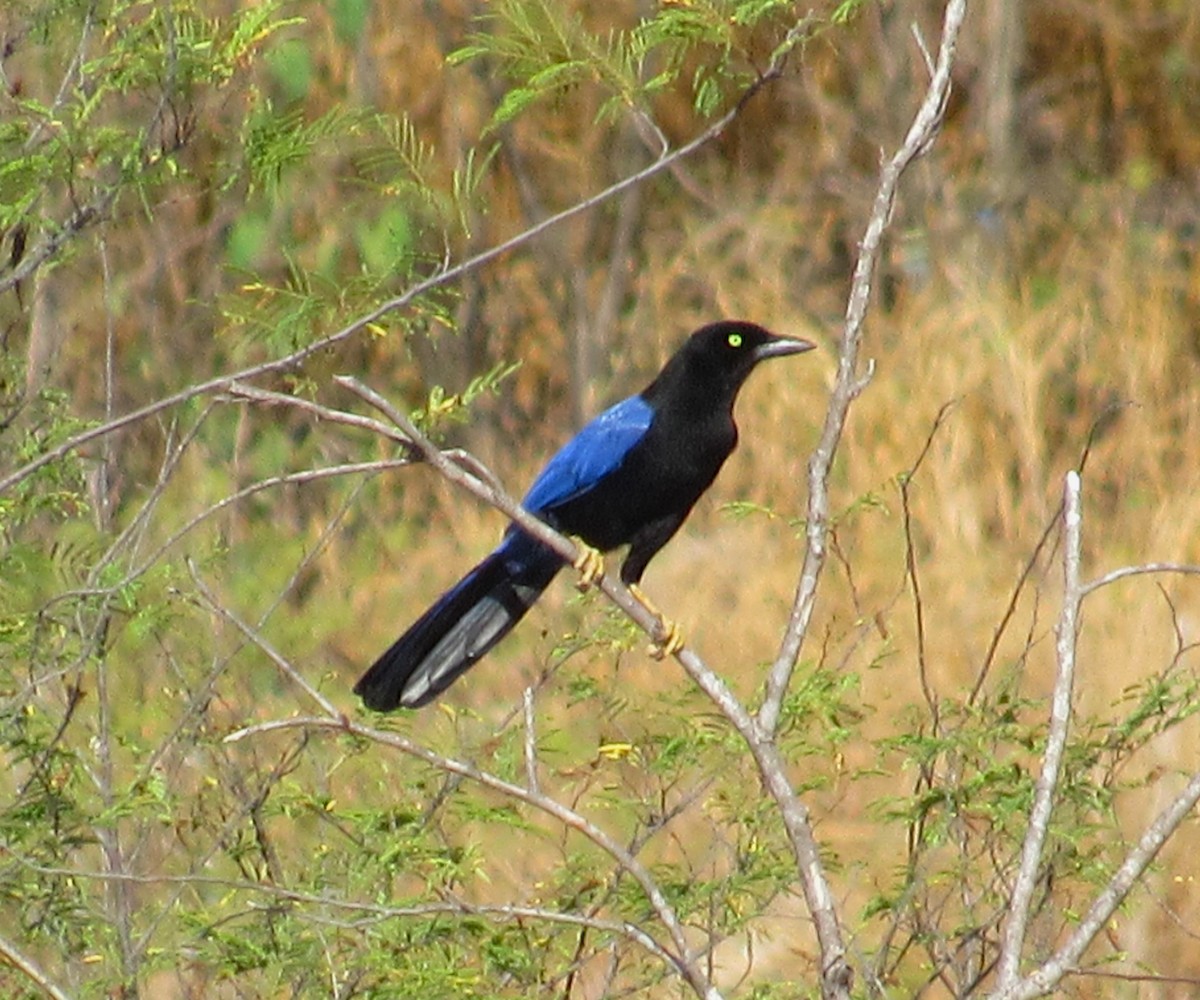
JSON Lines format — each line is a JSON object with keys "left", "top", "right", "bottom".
{"left": 629, "top": 584, "right": 685, "bottom": 659}
{"left": 571, "top": 539, "right": 605, "bottom": 591}
{"left": 648, "top": 620, "right": 685, "bottom": 660}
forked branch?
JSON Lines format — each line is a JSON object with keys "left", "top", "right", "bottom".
{"left": 990, "top": 471, "right": 1200, "bottom": 998}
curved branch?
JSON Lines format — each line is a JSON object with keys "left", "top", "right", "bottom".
{"left": 0, "top": 931, "right": 74, "bottom": 1000}
{"left": 1081, "top": 562, "right": 1200, "bottom": 597}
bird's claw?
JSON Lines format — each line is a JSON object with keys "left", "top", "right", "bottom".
{"left": 628, "top": 584, "right": 685, "bottom": 659}
{"left": 648, "top": 619, "right": 684, "bottom": 660}
{"left": 572, "top": 539, "right": 605, "bottom": 591}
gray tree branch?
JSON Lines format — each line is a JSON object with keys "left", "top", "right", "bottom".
{"left": 997, "top": 471, "right": 1084, "bottom": 987}
{"left": 988, "top": 471, "right": 1200, "bottom": 998}
{"left": 760, "top": 0, "right": 969, "bottom": 736}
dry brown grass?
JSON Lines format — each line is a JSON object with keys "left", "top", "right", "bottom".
{"left": 325, "top": 187, "right": 1200, "bottom": 993}
{"left": 8, "top": 1, "right": 1200, "bottom": 993}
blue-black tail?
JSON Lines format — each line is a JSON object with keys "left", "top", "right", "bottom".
{"left": 354, "top": 532, "right": 563, "bottom": 710}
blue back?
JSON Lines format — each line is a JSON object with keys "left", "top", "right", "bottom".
{"left": 521, "top": 395, "right": 654, "bottom": 514}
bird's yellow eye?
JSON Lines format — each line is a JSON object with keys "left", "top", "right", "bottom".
{"left": 727, "top": 332, "right": 743, "bottom": 348}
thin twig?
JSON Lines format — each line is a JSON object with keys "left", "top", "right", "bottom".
{"left": 523, "top": 687, "right": 540, "bottom": 794}
{"left": 910, "top": 22, "right": 936, "bottom": 78}
{"left": 1081, "top": 562, "right": 1200, "bottom": 597}
{"left": 900, "top": 399, "right": 959, "bottom": 725}
{"left": 187, "top": 560, "right": 341, "bottom": 719}
{"left": 97, "top": 234, "right": 116, "bottom": 532}
{"left": 224, "top": 381, "right": 418, "bottom": 449}
{"left": 969, "top": 401, "right": 1127, "bottom": 705}
{"left": 968, "top": 507, "right": 1060, "bottom": 707}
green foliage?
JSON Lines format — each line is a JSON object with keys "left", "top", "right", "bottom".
{"left": 448, "top": 0, "right": 636, "bottom": 128}
{"left": 411, "top": 361, "right": 521, "bottom": 434}
{"left": 225, "top": 207, "right": 272, "bottom": 270}
{"left": 2, "top": 0, "right": 1199, "bottom": 996}
{"left": 265, "top": 36, "right": 314, "bottom": 102}
{"left": 449, "top": 0, "right": 828, "bottom": 129}
{"left": 859, "top": 665, "right": 1200, "bottom": 985}
{"left": 0, "top": 0, "right": 296, "bottom": 240}
{"left": 330, "top": 0, "right": 369, "bottom": 45}
{"left": 220, "top": 101, "right": 494, "bottom": 358}
{"left": 355, "top": 203, "right": 414, "bottom": 276}
{"left": 243, "top": 102, "right": 356, "bottom": 195}
{"left": 831, "top": 0, "right": 870, "bottom": 25}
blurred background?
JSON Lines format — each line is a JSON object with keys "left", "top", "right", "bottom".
{"left": 2, "top": 0, "right": 1199, "bottom": 996}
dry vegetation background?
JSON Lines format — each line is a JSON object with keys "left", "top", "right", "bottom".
{"left": 2, "top": 0, "right": 1200, "bottom": 997}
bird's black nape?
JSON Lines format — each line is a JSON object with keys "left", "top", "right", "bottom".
{"left": 356, "top": 319, "right": 816, "bottom": 711}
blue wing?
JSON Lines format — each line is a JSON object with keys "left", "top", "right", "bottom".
{"left": 521, "top": 395, "right": 654, "bottom": 514}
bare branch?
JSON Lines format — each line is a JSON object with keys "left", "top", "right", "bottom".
{"left": 910, "top": 22, "right": 936, "bottom": 79}
{"left": 523, "top": 686, "right": 540, "bottom": 795}
{"left": 998, "top": 470, "right": 1084, "bottom": 987}
{"left": 224, "top": 382, "right": 417, "bottom": 450}
{"left": 990, "top": 477, "right": 1200, "bottom": 1000}
{"left": 760, "top": 0, "right": 968, "bottom": 736}
{"left": 0, "top": 931, "right": 74, "bottom": 1000}
{"left": 1081, "top": 562, "right": 1200, "bottom": 597}
{"left": 900, "top": 399, "right": 959, "bottom": 724}
{"left": 971, "top": 400, "right": 1139, "bottom": 703}
{"left": 989, "top": 765, "right": 1200, "bottom": 1000}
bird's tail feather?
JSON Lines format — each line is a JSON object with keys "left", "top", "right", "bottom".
{"left": 354, "top": 536, "right": 562, "bottom": 710}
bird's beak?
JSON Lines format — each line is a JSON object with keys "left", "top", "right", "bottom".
{"left": 753, "top": 335, "right": 817, "bottom": 361}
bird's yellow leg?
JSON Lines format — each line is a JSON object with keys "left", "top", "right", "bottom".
{"left": 628, "top": 584, "right": 684, "bottom": 659}
{"left": 570, "top": 538, "right": 605, "bottom": 591}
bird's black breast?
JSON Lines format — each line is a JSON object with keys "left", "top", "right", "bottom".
{"left": 542, "top": 406, "right": 737, "bottom": 551}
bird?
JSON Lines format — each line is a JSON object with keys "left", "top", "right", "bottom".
{"left": 354, "top": 320, "right": 816, "bottom": 710}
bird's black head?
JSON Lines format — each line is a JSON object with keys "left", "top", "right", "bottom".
{"left": 645, "top": 321, "right": 815, "bottom": 403}
{"left": 693, "top": 320, "right": 815, "bottom": 365}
